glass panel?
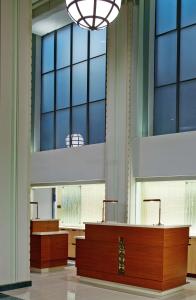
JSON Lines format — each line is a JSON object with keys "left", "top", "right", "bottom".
{"left": 155, "top": 32, "right": 177, "bottom": 86}
{"left": 56, "top": 186, "right": 81, "bottom": 226}
{"left": 89, "top": 56, "right": 106, "bottom": 102}
{"left": 179, "top": 80, "right": 196, "bottom": 132}
{"left": 80, "top": 184, "right": 105, "bottom": 223}
{"left": 56, "top": 109, "right": 70, "bottom": 149}
{"left": 181, "top": 0, "right": 196, "bottom": 27}
{"left": 156, "top": 0, "right": 177, "bottom": 35}
{"left": 180, "top": 25, "right": 196, "bottom": 81}
{"left": 154, "top": 85, "right": 176, "bottom": 135}
{"left": 89, "top": 101, "right": 105, "bottom": 144}
{"left": 56, "top": 68, "right": 70, "bottom": 109}
{"left": 40, "top": 113, "right": 54, "bottom": 150}
{"left": 57, "top": 26, "right": 71, "bottom": 69}
{"left": 72, "top": 105, "right": 87, "bottom": 144}
{"left": 185, "top": 182, "right": 196, "bottom": 236}
{"left": 90, "top": 28, "right": 106, "bottom": 58}
{"left": 136, "top": 181, "right": 186, "bottom": 226}
{"left": 72, "top": 62, "right": 87, "bottom": 106}
{"left": 42, "top": 72, "right": 54, "bottom": 113}
{"left": 73, "top": 24, "right": 88, "bottom": 63}
{"left": 42, "top": 33, "right": 54, "bottom": 73}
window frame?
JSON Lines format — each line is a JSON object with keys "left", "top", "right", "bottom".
{"left": 40, "top": 23, "right": 107, "bottom": 151}
{"left": 154, "top": 0, "right": 196, "bottom": 135}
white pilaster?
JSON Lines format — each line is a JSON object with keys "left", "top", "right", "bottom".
{"left": 105, "top": 2, "right": 133, "bottom": 222}
{"left": 0, "top": 0, "right": 31, "bottom": 285}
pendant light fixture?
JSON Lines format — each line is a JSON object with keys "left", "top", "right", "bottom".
{"left": 65, "top": 0, "right": 122, "bottom": 30}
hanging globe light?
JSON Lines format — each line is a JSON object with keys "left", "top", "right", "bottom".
{"left": 65, "top": 0, "right": 122, "bottom": 30}
{"left": 65, "top": 134, "right": 84, "bottom": 148}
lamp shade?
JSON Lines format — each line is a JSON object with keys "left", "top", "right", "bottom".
{"left": 65, "top": 0, "right": 122, "bottom": 30}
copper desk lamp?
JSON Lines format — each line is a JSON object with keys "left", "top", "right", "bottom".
{"left": 143, "top": 199, "right": 163, "bottom": 226}
{"left": 102, "top": 199, "right": 118, "bottom": 223}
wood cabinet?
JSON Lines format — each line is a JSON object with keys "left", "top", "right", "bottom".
{"left": 188, "top": 237, "right": 196, "bottom": 276}
{"left": 76, "top": 223, "right": 189, "bottom": 291}
{"left": 30, "top": 220, "right": 68, "bottom": 271}
{"left": 61, "top": 228, "right": 85, "bottom": 258}
{"left": 31, "top": 219, "right": 59, "bottom": 233}
{"left": 31, "top": 233, "right": 68, "bottom": 269}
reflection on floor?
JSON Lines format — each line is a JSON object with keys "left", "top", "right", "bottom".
{"left": 0, "top": 295, "right": 21, "bottom": 300}
{"left": 3, "top": 266, "right": 196, "bottom": 300}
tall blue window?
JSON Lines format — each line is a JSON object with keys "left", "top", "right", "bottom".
{"left": 41, "top": 24, "right": 106, "bottom": 151}
{"left": 154, "top": 0, "right": 196, "bottom": 135}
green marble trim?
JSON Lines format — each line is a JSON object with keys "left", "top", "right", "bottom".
{"left": 31, "top": 34, "right": 36, "bottom": 151}
{"left": 0, "top": 281, "right": 32, "bottom": 293}
{"left": 10, "top": 0, "right": 19, "bottom": 281}
{"left": 32, "top": 0, "right": 64, "bottom": 18}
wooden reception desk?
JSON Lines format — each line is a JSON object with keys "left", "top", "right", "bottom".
{"left": 76, "top": 223, "right": 189, "bottom": 293}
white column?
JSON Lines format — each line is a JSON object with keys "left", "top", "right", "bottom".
{"left": 105, "top": 2, "right": 133, "bottom": 223}
{"left": 0, "top": 0, "right": 31, "bottom": 285}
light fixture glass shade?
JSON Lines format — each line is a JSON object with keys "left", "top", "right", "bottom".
{"left": 65, "top": 0, "right": 122, "bottom": 30}
{"left": 65, "top": 133, "right": 84, "bottom": 147}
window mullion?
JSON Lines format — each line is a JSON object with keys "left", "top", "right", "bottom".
{"left": 87, "top": 31, "right": 90, "bottom": 145}
{"left": 70, "top": 24, "right": 73, "bottom": 148}
{"left": 176, "top": 0, "right": 182, "bottom": 132}
{"left": 54, "top": 31, "right": 57, "bottom": 149}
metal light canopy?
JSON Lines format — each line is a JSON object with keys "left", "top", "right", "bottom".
{"left": 65, "top": 0, "right": 122, "bottom": 30}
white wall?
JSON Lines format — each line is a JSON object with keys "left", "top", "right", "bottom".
{"left": 31, "top": 143, "right": 105, "bottom": 185}
{"left": 31, "top": 189, "right": 52, "bottom": 219}
{"left": 133, "top": 131, "right": 196, "bottom": 178}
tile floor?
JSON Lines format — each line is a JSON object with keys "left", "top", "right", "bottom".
{"left": 2, "top": 266, "right": 196, "bottom": 300}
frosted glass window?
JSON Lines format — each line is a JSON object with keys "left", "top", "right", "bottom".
{"left": 56, "top": 109, "right": 70, "bottom": 149}
{"left": 56, "top": 68, "right": 70, "bottom": 109}
{"left": 179, "top": 80, "right": 196, "bottom": 132}
{"left": 72, "top": 62, "right": 87, "bottom": 106}
{"left": 180, "top": 26, "right": 196, "bottom": 81}
{"left": 40, "top": 113, "right": 54, "bottom": 150}
{"left": 80, "top": 184, "right": 105, "bottom": 223}
{"left": 56, "top": 186, "right": 81, "bottom": 226}
{"left": 185, "top": 182, "right": 196, "bottom": 236}
{"left": 181, "top": 0, "right": 196, "bottom": 27}
{"left": 42, "top": 72, "right": 54, "bottom": 113}
{"left": 155, "top": 32, "right": 177, "bottom": 86}
{"left": 154, "top": 85, "right": 176, "bottom": 135}
{"left": 56, "top": 184, "right": 105, "bottom": 227}
{"left": 90, "top": 56, "right": 106, "bottom": 102}
{"left": 136, "top": 181, "right": 186, "bottom": 226}
{"left": 156, "top": 0, "right": 177, "bottom": 35}
{"left": 89, "top": 101, "right": 105, "bottom": 144}
{"left": 42, "top": 33, "right": 54, "bottom": 73}
{"left": 57, "top": 26, "right": 71, "bottom": 69}
{"left": 73, "top": 24, "right": 88, "bottom": 64}
{"left": 135, "top": 180, "right": 196, "bottom": 236}
{"left": 72, "top": 105, "right": 87, "bottom": 144}
{"left": 90, "top": 28, "right": 106, "bottom": 58}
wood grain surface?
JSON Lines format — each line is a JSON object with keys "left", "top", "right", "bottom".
{"left": 76, "top": 225, "right": 189, "bottom": 291}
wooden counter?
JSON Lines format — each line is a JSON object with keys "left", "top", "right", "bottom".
{"left": 60, "top": 226, "right": 85, "bottom": 258}
{"left": 76, "top": 223, "right": 189, "bottom": 292}
{"left": 31, "top": 219, "right": 59, "bottom": 233}
{"left": 30, "top": 220, "right": 68, "bottom": 271}
{"left": 188, "top": 236, "right": 196, "bottom": 277}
